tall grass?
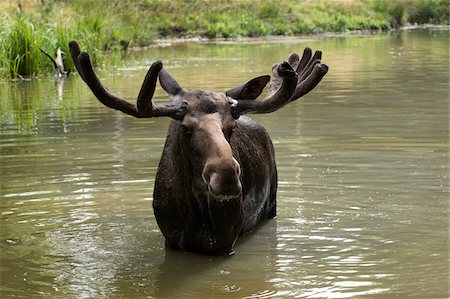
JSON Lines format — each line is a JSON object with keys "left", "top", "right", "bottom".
{"left": 0, "top": 14, "right": 113, "bottom": 78}
{"left": 0, "top": 15, "right": 43, "bottom": 78}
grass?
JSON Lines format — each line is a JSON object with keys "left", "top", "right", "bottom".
{"left": 0, "top": 15, "right": 42, "bottom": 78}
{"left": 0, "top": 0, "right": 448, "bottom": 79}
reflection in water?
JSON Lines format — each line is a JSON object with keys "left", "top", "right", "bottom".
{"left": 0, "top": 29, "right": 449, "bottom": 298}
{"left": 111, "top": 113, "right": 126, "bottom": 182}
{"left": 55, "top": 76, "right": 64, "bottom": 100}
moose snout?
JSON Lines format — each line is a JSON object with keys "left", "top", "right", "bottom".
{"left": 202, "top": 159, "right": 242, "bottom": 200}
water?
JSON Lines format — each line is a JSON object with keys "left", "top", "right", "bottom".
{"left": 1, "top": 29, "right": 448, "bottom": 298}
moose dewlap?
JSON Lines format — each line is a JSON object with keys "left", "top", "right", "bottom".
{"left": 69, "top": 40, "right": 328, "bottom": 255}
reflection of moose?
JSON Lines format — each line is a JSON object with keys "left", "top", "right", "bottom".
{"left": 69, "top": 40, "right": 328, "bottom": 255}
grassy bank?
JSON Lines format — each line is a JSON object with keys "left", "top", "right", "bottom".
{"left": 0, "top": 0, "right": 448, "bottom": 79}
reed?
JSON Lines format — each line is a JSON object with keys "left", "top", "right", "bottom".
{"left": 1, "top": 15, "right": 43, "bottom": 78}
{"left": 0, "top": 14, "right": 110, "bottom": 78}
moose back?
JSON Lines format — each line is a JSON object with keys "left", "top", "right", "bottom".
{"left": 69, "top": 41, "right": 328, "bottom": 255}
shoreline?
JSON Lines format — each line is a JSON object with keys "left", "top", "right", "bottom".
{"left": 131, "top": 24, "right": 450, "bottom": 51}
{"left": 2, "top": 25, "right": 448, "bottom": 81}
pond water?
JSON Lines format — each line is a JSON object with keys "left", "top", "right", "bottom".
{"left": 1, "top": 29, "right": 449, "bottom": 298}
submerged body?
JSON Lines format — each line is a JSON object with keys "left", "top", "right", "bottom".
{"left": 154, "top": 116, "right": 277, "bottom": 255}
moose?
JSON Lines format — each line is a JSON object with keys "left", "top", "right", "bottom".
{"left": 69, "top": 41, "right": 328, "bottom": 255}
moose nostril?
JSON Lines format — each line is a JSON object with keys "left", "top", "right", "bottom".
{"left": 208, "top": 172, "right": 242, "bottom": 199}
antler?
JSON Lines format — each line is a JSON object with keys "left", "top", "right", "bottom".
{"left": 286, "top": 48, "right": 329, "bottom": 100}
{"left": 232, "top": 47, "right": 328, "bottom": 116}
{"left": 68, "top": 40, "right": 187, "bottom": 119}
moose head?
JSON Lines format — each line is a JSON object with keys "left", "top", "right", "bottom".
{"left": 69, "top": 40, "right": 328, "bottom": 255}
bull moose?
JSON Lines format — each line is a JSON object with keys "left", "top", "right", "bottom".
{"left": 69, "top": 41, "right": 328, "bottom": 255}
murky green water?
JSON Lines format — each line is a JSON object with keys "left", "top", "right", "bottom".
{"left": 1, "top": 29, "right": 449, "bottom": 298}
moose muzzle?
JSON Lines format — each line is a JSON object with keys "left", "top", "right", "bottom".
{"left": 202, "top": 157, "right": 242, "bottom": 200}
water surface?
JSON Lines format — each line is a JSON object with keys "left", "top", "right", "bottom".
{"left": 1, "top": 29, "right": 449, "bottom": 298}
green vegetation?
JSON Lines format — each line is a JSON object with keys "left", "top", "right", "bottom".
{"left": 0, "top": 0, "right": 448, "bottom": 79}
{"left": 1, "top": 15, "right": 42, "bottom": 77}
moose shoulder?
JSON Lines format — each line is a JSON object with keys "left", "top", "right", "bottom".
{"left": 69, "top": 41, "right": 328, "bottom": 255}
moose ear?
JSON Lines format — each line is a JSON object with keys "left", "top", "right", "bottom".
{"left": 225, "top": 75, "right": 270, "bottom": 100}
{"left": 159, "top": 67, "right": 184, "bottom": 96}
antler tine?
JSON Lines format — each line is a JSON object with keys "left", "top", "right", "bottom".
{"left": 289, "top": 48, "right": 327, "bottom": 101}
{"left": 267, "top": 63, "right": 283, "bottom": 96}
{"left": 69, "top": 40, "right": 86, "bottom": 82}
{"left": 68, "top": 40, "right": 187, "bottom": 119}
{"left": 137, "top": 64, "right": 188, "bottom": 119}
{"left": 268, "top": 48, "right": 328, "bottom": 103}
{"left": 232, "top": 47, "right": 328, "bottom": 116}
{"left": 291, "top": 62, "right": 328, "bottom": 100}
{"left": 296, "top": 47, "right": 313, "bottom": 75}
{"left": 233, "top": 62, "right": 298, "bottom": 115}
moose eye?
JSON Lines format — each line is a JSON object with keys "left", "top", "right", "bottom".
{"left": 181, "top": 124, "right": 192, "bottom": 136}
